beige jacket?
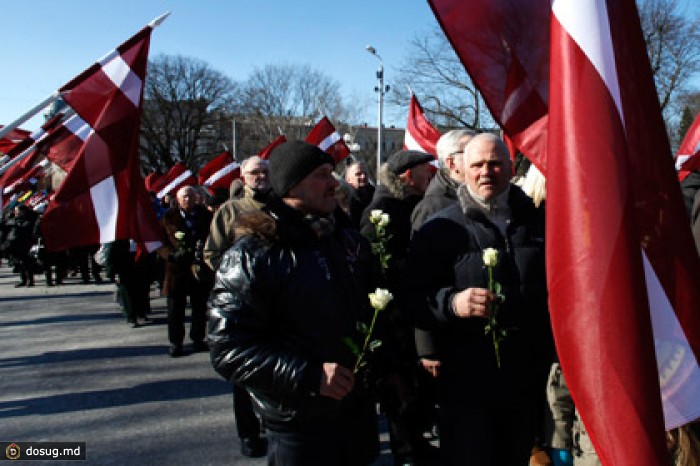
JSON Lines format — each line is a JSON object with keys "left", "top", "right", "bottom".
{"left": 203, "top": 184, "right": 267, "bottom": 270}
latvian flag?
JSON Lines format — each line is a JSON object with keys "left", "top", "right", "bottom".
{"left": 404, "top": 94, "right": 441, "bottom": 159}
{"left": 259, "top": 135, "right": 287, "bottom": 160}
{"left": 675, "top": 111, "right": 700, "bottom": 182}
{"left": 305, "top": 117, "right": 350, "bottom": 163}
{"left": 153, "top": 162, "right": 197, "bottom": 199}
{"left": 40, "top": 21, "right": 164, "bottom": 253}
{"left": 198, "top": 150, "right": 240, "bottom": 195}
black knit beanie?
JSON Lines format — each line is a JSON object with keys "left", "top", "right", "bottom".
{"left": 268, "top": 140, "right": 335, "bottom": 197}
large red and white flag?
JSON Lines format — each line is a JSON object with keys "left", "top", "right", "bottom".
{"left": 40, "top": 21, "right": 165, "bottom": 253}
{"left": 258, "top": 134, "right": 287, "bottom": 160}
{"left": 675, "top": 112, "right": 700, "bottom": 182}
{"left": 305, "top": 117, "right": 350, "bottom": 163}
{"left": 404, "top": 94, "right": 441, "bottom": 158}
{"left": 153, "top": 162, "right": 196, "bottom": 199}
{"left": 198, "top": 150, "right": 239, "bottom": 194}
{"left": 430, "top": 1, "right": 700, "bottom": 465}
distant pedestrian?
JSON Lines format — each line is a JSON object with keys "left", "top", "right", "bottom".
{"left": 161, "top": 185, "right": 213, "bottom": 357}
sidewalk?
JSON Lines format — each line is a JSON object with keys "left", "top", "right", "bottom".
{"left": 0, "top": 266, "right": 394, "bottom": 465}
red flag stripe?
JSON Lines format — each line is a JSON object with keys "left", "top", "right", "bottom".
{"left": 156, "top": 166, "right": 195, "bottom": 199}
{"left": 675, "top": 114, "right": 700, "bottom": 181}
{"left": 305, "top": 117, "right": 350, "bottom": 163}
{"left": 258, "top": 135, "right": 287, "bottom": 160}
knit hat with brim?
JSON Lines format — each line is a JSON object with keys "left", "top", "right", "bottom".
{"left": 386, "top": 150, "right": 434, "bottom": 175}
{"left": 268, "top": 140, "right": 335, "bottom": 197}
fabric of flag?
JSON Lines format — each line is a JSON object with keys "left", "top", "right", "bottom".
{"left": 429, "top": 1, "right": 700, "bottom": 465}
{"left": 258, "top": 134, "right": 287, "bottom": 160}
{"left": 675, "top": 112, "right": 700, "bottom": 181}
{"left": 41, "top": 113, "right": 93, "bottom": 174}
{"left": 305, "top": 117, "right": 350, "bottom": 164}
{"left": 144, "top": 172, "right": 161, "bottom": 192}
{"left": 403, "top": 94, "right": 441, "bottom": 158}
{"left": 198, "top": 150, "right": 240, "bottom": 194}
{"left": 0, "top": 127, "right": 31, "bottom": 155}
{"left": 428, "top": 0, "right": 549, "bottom": 171}
{"left": 153, "top": 162, "right": 196, "bottom": 199}
{"left": 41, "top": 25, "right": 164, "bottom": 253}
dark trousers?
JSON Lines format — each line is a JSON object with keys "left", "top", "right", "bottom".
{"left": 266, "top": 407, "right": 378, "bottom": 466}
{"left": 233, "top": 383, "right": 261, "bottom": 439}
{"left": 438, "top": 394, "right": 536, "bottom": 466}
{"left": 166, "top": 276, "right": 209, "bottom": 346}
{"left": 119, "top": 256, "right": 152, "bottom": 320}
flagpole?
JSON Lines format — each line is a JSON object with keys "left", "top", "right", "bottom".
{"left": 0, "top": 144, "right": 38, "bottom": 176}
{"left": 0, "top": 92, "right": 62, "bottom": 141}
{"left": 148, "top": 11, "right": 171, "bottom": 29}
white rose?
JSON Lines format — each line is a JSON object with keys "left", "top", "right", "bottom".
{"left": 369, "top": 209, "right": 384, "bottom": 224}
{"left": 378, "top": 213, "right": 390, "bottom": 228}
{"left": 482, "top": 248, "right": 499, "bottom": 267}
{"left": 369, "top": 288, "right": 393, "bottom": 310}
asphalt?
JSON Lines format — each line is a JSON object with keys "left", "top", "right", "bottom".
{"left": 0, "top": 266, "right": 395, "bottom": 465}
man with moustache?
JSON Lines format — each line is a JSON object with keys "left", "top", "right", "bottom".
{"left": 208, "top": 141, "right": 380, "bottom": 465}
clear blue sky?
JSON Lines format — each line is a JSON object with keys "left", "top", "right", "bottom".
{"left": 1, "top": 0, "right": 437, "bottom": 130}
{"left": 2, "top": 0, "right": 699, "bottom": 133}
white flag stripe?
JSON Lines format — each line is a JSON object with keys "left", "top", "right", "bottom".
{"left": 319, "top": 131, "right": 340, "bottom": 151}
{"left": 63, "top": 114, "right": 93, "bottom": 141}
{"left": 157, "top": 169, "right": 192, "bottom": 199}
{"left": 404, "top": 129, "right": 426, "bottom": 152}
{"left": 644, "top": 252, "right": 700, "bottom": 429}
{"left": 552, "top": 0, "right": 623, "bottom": 123}
{"left": 204, "top": 161, "right": 239, "bottom": 187}
{"left": 101, "top": 54, "right": 142, "bottom": 107}
{"left": 28, "top": 127, "right": 47, "bottom": 142}
{"left": 90, "top": 175, "right": 119, "bottom": 244}
{"left": 675, "top": 155, "right": 691, "bottom": 171}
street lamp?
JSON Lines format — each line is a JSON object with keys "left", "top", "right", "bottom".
{"left": 366, "top": 45, "right": 390, "bottom": 184}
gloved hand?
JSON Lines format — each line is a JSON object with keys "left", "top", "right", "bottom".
{"left": 551, "top": 448, "right": 573, "bottom": 466}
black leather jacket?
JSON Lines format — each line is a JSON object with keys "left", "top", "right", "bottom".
{"left": 208, "top": 200, "right": 378, "bottom": 431}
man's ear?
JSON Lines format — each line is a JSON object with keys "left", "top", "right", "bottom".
{"left": 398, "top": 169, "right": 412, "bottom": 185}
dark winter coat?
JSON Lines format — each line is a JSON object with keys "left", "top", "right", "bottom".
{"left": 410, "top": 169, "right": 460, "bottom": 235}
{"left": 208, "top": 198, "right": 379, "bottom": 446}
{"left": 160, "top": 204, "right": 213, "bottom": 295}
{"left": 406, "top": 184, "right": 554, "bottom": 402}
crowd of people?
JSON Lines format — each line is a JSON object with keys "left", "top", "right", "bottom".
{"left": 2, "top": 134, "right": 699, "bottom": 466}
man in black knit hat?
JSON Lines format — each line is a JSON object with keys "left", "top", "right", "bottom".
{"left": 209, "top": 140, "right": 380, "bottom": 466}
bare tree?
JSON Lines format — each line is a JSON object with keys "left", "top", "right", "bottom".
{"left": 388, "top": 26, "right": 495, "bottom": 130}
{"left": 234, "top": 64, "right": 359, "bottom": 156}
{"left": 640, "top": 0, "right": 700, "bottom": 115}
{"left": 140, "top": 54, "right": 239, "bottom": 172}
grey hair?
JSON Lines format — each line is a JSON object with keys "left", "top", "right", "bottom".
{"left": 436, "top": 129, "right": 477, "bottom": 166}
{"left": 240, "top": 155, "right": 267, "bottom": 173}
{"left": 462, "top": 132, "right": 510, "bottom": 162}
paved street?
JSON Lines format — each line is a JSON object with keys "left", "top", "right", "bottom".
{"left": 0, "top": 266, "right": 394, "bottom": 465}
